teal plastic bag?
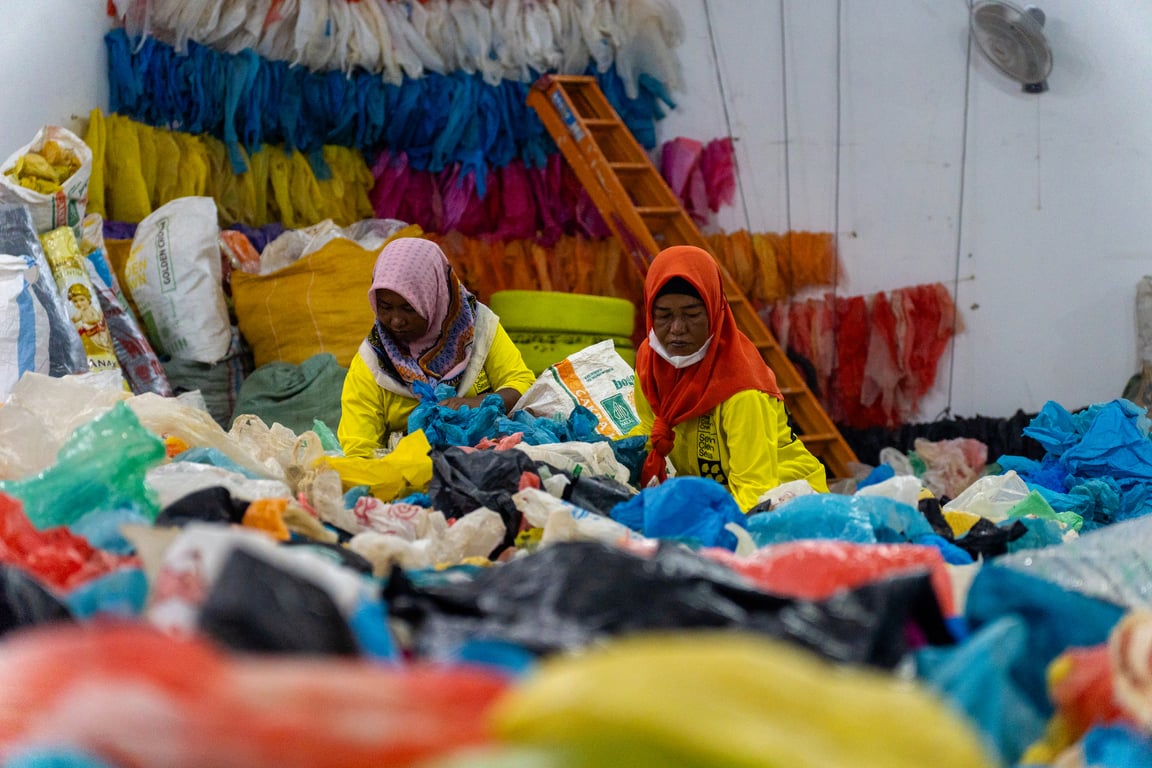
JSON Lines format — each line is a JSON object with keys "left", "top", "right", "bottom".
{"left": 0, "top": 402, "right": 166, "bottom": 528}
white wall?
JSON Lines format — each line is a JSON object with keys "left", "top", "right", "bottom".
{"left": 0, "top": 2, "right": 109, "bottom": 154}
{"left": 659, "top": 0, "right": 1152, "bottom": 420}
{"left": 5, "top": 1, "right": 1148, "bottom": 421}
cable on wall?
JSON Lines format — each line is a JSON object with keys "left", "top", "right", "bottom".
{"left": 828, "top": 0, "right": 845, "bottom": 400}
{"left": 703, "top": 0, "right": 753, "bottom": 233}
{"left": 944, "top": 0, "right": 976, "bottom": 418}
{"left": 778, "top": 0, "right": 793, "bottom": 234}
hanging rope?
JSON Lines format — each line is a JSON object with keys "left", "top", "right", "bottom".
{"left": 703, "top": 0, "right": 752, "bottom": 234}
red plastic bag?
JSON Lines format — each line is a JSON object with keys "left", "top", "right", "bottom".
{"left": 0, "top": 493, "right": 137, "bottom": 592}
{"left": 706, "top": 539, "right": 956, "bottom": 616}
{"left": 0, "top": 622, "right": 510, "bottom": 768}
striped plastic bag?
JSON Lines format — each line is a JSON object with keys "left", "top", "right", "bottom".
{"left": 0, "top": 253, "right": 50, "bottom": 397}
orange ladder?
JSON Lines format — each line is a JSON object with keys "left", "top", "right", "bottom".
{"left": 526, "top": 74, "right": 858, "bottom": 482}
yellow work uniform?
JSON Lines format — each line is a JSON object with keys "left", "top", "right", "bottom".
{"left": 636, "top": 387, "right": 829, "bottom": 512}
{"left": 339, "top": 308, "right": 536, "bottom": 458}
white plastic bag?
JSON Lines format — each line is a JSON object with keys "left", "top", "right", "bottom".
{"left": 513, "top": 338, "right": 641, "bottom": 438}
{"left": 125, "top": 197, "right": 230, "bottom": 363}
{"left": 943, "top": 470, "right": 1031, "bottom": 522}
{"left": 513, "top": 487, "right": 640, "bottom": 545}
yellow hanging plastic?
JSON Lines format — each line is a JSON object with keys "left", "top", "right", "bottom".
{"left": 151, "top": 129, "right": 183, "bottom": 208}
{"left": 136, "top": 124, "right": 158, "bottom": 211}
{"left": 103, "top": 116, "right": 151, "bottom": 224}
{"left": 83, "top": 109, "right": 106, "bottom": 217}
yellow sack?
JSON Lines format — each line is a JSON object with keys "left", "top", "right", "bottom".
{"left": 492, "top": 632, "right": 997, "bottom": 768}
{"left": 231, "top": 226, "right": 422, "bottom": 368}
{"left": 321, "top": 430, "right": 433, "bottom": 500}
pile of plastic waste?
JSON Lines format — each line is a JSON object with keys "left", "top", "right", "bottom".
{"left": 1, "top": 354, "right": 1152, "bottom": 767}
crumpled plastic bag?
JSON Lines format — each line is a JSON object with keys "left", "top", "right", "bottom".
{"left": 386, "top": 540, "right": 953, "bottom": 669}
{"left": 348, "top": 507, "right": 506, "bottom": 576}
{"left": 513, "top": 487, "right": 640, "bottom": 546}
{"left": 0, "top": 401, "right": 166, "bottom": 528}
{"left": 0, "top": 621, "right": 508, "bottom": 768}
{"left": 706, "top": 539, "right": 956, "bottom": 617}
{"left": 0, "top": 493, "right": 138, "bottom": 592}
{"left": 428, "top": 446, "right": 539, "bottom": 548}
{"left": 493, "top": 631, "right": 997, "bottom": 768}
{"left": 746, "top": 492, "right": 935, "bottom": 547}
{"left": 610, "top": 476, "right": 746, "bottom": 550}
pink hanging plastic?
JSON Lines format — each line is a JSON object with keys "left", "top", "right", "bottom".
{"left": 701, "top": 137, "right": 736, "bottom": 212}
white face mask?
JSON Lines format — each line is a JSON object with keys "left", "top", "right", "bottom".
{"left": 648, "top": 329, "right": 713, "bottom": 369}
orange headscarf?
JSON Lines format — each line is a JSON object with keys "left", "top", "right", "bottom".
{"left": 637, "top": 246, "right": 783, "bottom": 485}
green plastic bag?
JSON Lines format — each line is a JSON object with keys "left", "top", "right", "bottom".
{"left": 0, "top": 401, "right": 166, "bottom": 528}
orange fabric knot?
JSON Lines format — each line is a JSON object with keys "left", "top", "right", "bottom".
{"left": 641, "top": 416, "right": 675, "bottom": 486}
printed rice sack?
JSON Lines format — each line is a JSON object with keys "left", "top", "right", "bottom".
{"left": 124, "top": 197, "right": 231, "bottom": 363}
{"left": 513, "top": 339, "right": 642, "bottom": 438}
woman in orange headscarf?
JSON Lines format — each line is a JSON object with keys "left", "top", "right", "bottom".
{"left": 635, "top": 245, "right": 828, "bottom": 511}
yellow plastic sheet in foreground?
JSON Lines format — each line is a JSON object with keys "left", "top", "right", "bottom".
{"left": 492, "top": 632, "right": 997, "bottom": 768}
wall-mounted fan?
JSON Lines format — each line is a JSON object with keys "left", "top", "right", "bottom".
{"left": 970, "top": 1, "right": 1053, "bottom": 93}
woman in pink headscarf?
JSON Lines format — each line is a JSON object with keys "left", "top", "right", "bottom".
{"left": 338, "top": 238, "right": 536, "bottom": 458}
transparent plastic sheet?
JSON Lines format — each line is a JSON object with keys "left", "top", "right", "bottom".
{"left": 513, "top": 486, "right": 640, "bottom": 546}
{"left": 996, "top": 514, "right": 1152, "bottom": 609}
{"left": 130, "top": 392, "right": 278, "bottom": 479}
{"left": 0, "top": 373, "right": 126, "bottom": 481}
{"left": 145, "top": 463, "right": 290, "bottom": 510}
{"left": 0, "top": 205, "right": 86, "bottom": 378}
{"left": 944, "top": 470, "right": 1033, "bottom": 522}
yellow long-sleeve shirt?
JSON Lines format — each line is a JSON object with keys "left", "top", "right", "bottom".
{"left": 636, "top": 387, "right": 829, "bottom": 511}
{"left": 338, "top": 314, "right": 535, "bottom": 458}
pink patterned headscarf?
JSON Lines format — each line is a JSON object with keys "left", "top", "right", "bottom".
{"left": 367, "top": 238, "right": 476, "bottom": 388}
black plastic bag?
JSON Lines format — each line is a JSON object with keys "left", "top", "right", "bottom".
{"left": 385, "top": 541, "right": 951, "bottom": 668}
{"left": 0, "top": 563, "right": 72, "bottom": 636}
{"left": 429, "top": 447, "right": 538, "bottom": 548}
{"left": 156, "top": 486, "right": 248, "bottom": 527}
{"left": 198, "top": 549, "right": 358, "bottom": 656}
